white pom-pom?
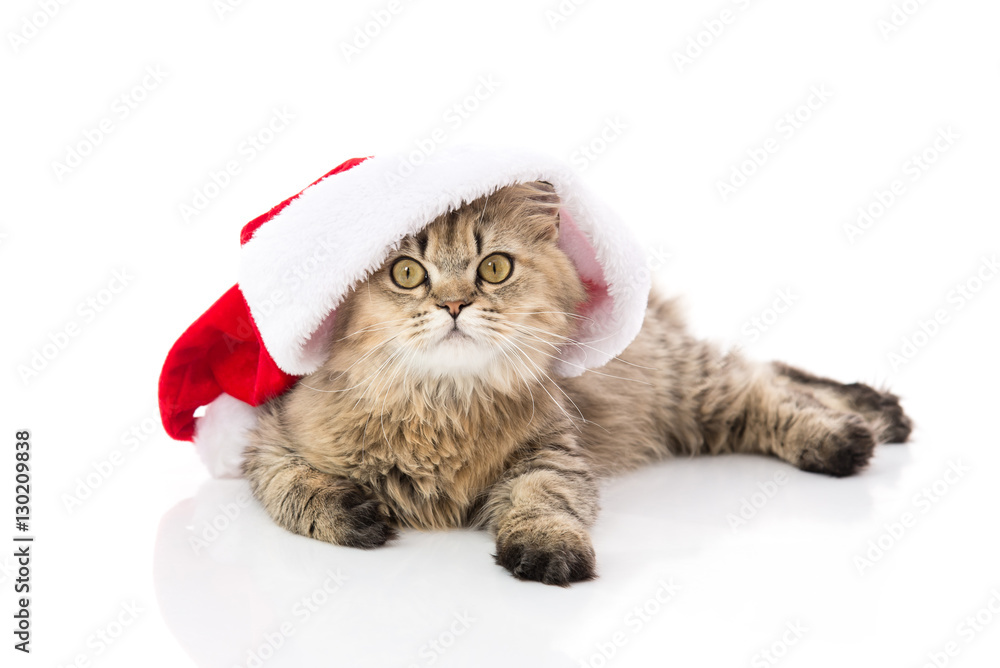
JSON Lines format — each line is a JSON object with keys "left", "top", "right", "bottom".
{"left": 193, "top": 393, "right": 260, "bottom": 478}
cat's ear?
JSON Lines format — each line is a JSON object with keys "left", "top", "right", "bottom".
{"left": 519, "top": 180, "right": 561, "bottom": 241}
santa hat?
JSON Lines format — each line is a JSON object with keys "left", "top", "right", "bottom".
{"left": 158, "top": 145, "right": 651, "bottom": 478}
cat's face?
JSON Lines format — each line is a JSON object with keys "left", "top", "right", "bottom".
{"left": 327, "top": 182, "right": 586, "bottom": 388}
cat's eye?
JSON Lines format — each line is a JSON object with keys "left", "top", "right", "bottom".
{"left": 477, "top": 253, "right": 513, "bottom": 284}
{"left": 391, "top": 257, "right": 426, "bottom": 289}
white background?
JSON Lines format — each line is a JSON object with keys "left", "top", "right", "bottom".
{"left": 3, "top": 0, "right": 999, "bottom": 666}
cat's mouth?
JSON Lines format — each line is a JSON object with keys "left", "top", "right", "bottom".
{"left": 442, "top": 327, "right": 471, "bottom": 341}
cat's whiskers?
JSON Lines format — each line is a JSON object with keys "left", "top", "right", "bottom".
{"left": 334, "top": 333, "right": 406, "bottom": 383}
{"left": 494, "top": 338, "right": 536, "bottom": 427}
{"left": 331, "top": 317, "right": 414, "bottom": 343}
{"left": 495, "top": 336, "right": 557, "bottom": 422}
{"left": 355, "top": 345, "right": 408, "bottom": 411}
{"left": 299, "top": 333, "right": 404, "bottom": 393}
{"left": 360, "top": 345, "right": 410, "bottom": 459}
{"left": 378, "top": 346, "right": 414, "bottom": 451}
{"left": 505, "top": 310, "right": 596, "bottom": 323}
{"left": 328, "top": 318, "right": 427, "bottom": 384}
{"left": 514, "top": 323, "right": 659, "bottom": 371}
{"left": 515, "top": 321, "right": 625, "bottom": 347}
{"left": 485, "top": 313, "right": 655, "bottom": 379}
{"left": 513, "top": 328, "right": 654, "bottom": 386}
{"left": 493, "top": 333, "right": 589, "bottom": 431}
{"left": 511, "top": 345, "right": 593, "bottom": 429}
{"left": 512, "top": 328, "right": 564, "bottom": 358}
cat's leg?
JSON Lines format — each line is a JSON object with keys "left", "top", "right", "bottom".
{"left": 242, "top": 408, "right": 395, "bottom": 548}
{"left": 480, "top": 426, "right": 600, "bottom": 586}
{"left": 771, "top": 362, "right": 913, "bottom": 443}
{"left": 695, "top": 351, "right": 881, "bottom": 477}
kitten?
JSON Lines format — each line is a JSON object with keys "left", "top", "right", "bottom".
{"left": 243, "top": 181, "right": 912, "bottom": 586}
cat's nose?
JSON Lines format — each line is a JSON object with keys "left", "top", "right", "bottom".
{"left": 438, "top": 300, "right": 468, "bottom": 318}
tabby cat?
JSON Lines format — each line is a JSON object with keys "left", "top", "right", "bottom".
{"left": 243, "top": 181, "right": 912, "bottom": 586}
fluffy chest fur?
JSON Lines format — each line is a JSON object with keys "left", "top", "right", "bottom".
{"left": 285, "top": 376, "right": 542, "bottom": 529}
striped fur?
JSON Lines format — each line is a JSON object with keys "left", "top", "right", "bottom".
{"left": 243, "top": 182, "right": 912, "bottom": 585}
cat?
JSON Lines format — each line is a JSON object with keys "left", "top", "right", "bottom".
{"left": 243, "top": 180, "right": 912, "bottom": 586}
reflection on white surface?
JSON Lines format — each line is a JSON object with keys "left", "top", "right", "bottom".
{"left": 152, "top": 448, "right": 931, "bottom": 668}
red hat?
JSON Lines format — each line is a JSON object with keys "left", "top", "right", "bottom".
{"left": 158, "top": 146, "right": 650, "bottom": 477}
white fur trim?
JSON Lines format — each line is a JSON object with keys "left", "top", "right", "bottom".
{"left": 239, "top": 145, "right": 650, "bottom": 377}
{"left": 193, "top": 393, "right": 259, "bottom": 478}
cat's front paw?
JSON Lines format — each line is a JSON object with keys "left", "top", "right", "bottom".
{"left": 796, "top": 414, "right": 876, "bottom": 478}
{"left": 307, "top": 486, "right": 396, "bottom": 549}
{"left": 494, "top": 518, "right": 596, "bottom": 586}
